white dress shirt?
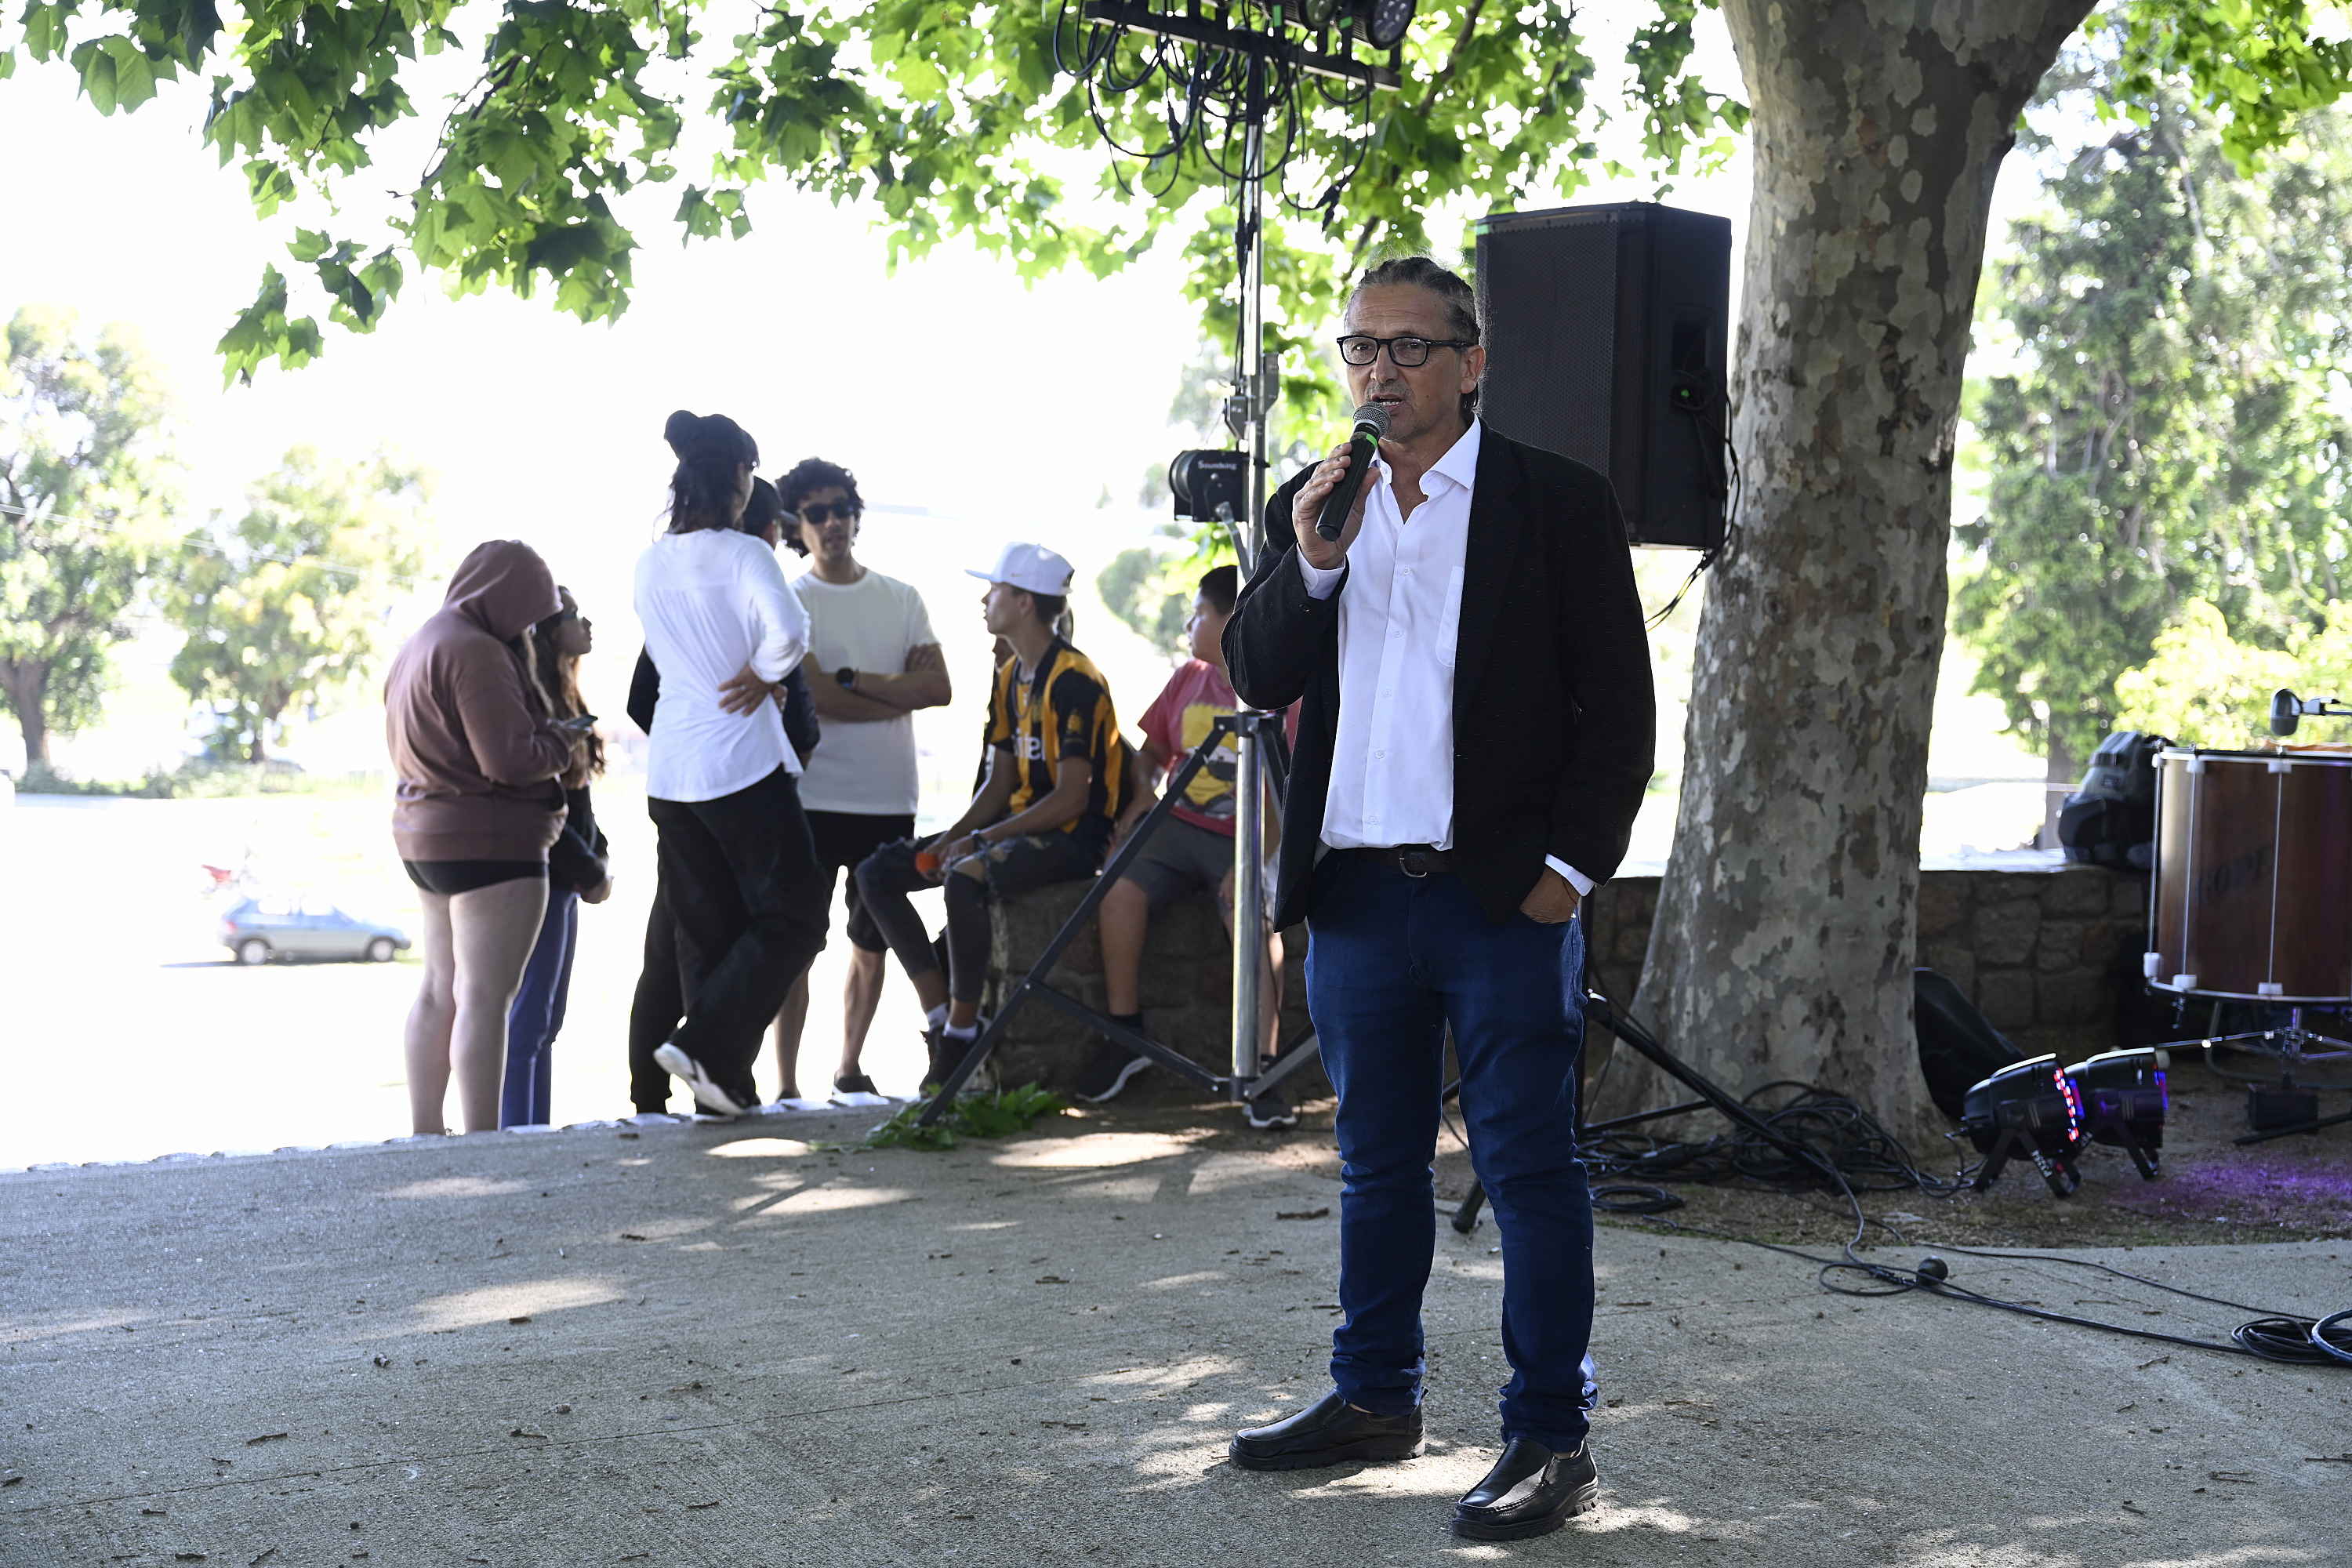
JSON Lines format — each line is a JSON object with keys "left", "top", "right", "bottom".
{"left": 1298, "top": 419, "right": 1592, "bottom": 895}
{"left": 635, "top": 528, "right": 808, "bottom": 803}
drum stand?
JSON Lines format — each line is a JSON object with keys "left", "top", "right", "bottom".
{"left": 913, "top": 711, "right": 1316, "bottom": 1127}
{"left": 2194, "top": 1006, "right": 2352, "bottom": 1144}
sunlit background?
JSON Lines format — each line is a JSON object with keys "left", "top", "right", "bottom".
{"left": 0, "top": 8, "right": 2050, "bottom": 1168}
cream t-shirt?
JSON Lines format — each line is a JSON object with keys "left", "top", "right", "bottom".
{"left": 791, "top": 568, "right": 937, "bottom": 815}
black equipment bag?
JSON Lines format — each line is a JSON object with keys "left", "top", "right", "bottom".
{"left": 1915, "top": 967, "right": 2025, "bottom": 1123}
{"left": 2057, "top": 730, "right": 2169, "bottom": 869}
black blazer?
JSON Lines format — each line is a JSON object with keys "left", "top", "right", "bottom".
{"left": 1224, "top": 428, "right": 1655, "bottom": 928}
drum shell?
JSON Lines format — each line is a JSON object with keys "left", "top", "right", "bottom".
{"left": 2149, "top": 749, "right": 2352, "bottom": 1002}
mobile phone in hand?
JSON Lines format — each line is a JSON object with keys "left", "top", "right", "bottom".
{"left": 559, "top": 713, "right": 598, "bottom": 732}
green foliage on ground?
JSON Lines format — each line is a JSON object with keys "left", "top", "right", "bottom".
{"left": 844, "top": 1083, "right": 1070, "bottom": 1152}
{"left": 167, "top": 448, "right": 435, "bottom": 764}
{"left": 0, "top": 305, "right": 182, "bottom": 768}
{"left": 1955, "top": 43, "right": 2352, "bottom": 766}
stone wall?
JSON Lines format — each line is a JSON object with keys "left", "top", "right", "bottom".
{"left": 1584, "top": 864, "right": 2162, "bottom": 1060}
{"left": 979, "top": 882, "right": 1323, "bottom": 1102}
{"left": 982, "top": 863, "right": 2158, "bottom": 1099}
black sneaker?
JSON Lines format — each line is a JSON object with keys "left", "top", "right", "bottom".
{"left": 829, "top": 1073, "right": 891, "bottom": 1108}
{"left": 927, "top": 1023, "right": 986, "bottom": 1088}
{"left": 1073, "top": 1039, "right": 1150, "bottom": 1104}
{"left": 1245, "top": 1090, "right": 1298, "bottom": 1131}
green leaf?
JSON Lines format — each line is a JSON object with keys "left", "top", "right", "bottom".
{"left": 72, "top": 38, "right": 116, "bottom": 114}
{"left": 838, "top": 1083, "right": 1069, "bottom": 1152}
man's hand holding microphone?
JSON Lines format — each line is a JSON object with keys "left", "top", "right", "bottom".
{"left": 1291, "top": 403, "right": 1390, "bottom": 568}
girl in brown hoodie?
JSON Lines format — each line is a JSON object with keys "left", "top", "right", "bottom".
{"left": 385, "top": 539, "right": 579, "bottom": 1134}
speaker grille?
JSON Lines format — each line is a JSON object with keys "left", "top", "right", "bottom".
{"left": 1474, "top": 202, "right": 1730, "bottom": 550}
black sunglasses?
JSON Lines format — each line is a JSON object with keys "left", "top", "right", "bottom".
{"left": 797, "top": 501, "right": 861, "bottom": 524}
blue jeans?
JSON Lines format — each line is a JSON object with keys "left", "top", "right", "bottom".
{"left": 1305, "top": 854, "right": 1599, "bottom": 1450}
{"left": 502, "top": 888, "right": 579, "bottom": 1128}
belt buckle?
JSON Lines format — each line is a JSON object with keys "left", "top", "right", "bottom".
{"left": 1398, "top": 848, "right": 1428, "bottom": 880}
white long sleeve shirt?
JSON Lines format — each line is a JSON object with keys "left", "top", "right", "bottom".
{"left": 1297, "top": 419, "right": 1592, "bottom": 895}
{"left": 634, "top": 528, "right": 808, "bottom": 802}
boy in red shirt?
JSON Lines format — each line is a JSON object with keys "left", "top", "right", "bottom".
{"left": 1074, "top": 566, "right": 1294, "bottom": 1127}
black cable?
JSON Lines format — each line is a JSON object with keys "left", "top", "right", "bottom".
{"left": 1579, "top": 973, "right": 2350, "bottom": 1368}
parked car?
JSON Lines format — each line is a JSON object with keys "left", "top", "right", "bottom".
{"left": 219, "top": 894, "right": 410, "bottom": 965}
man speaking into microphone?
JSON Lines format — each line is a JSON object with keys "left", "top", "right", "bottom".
{"left": 1223, "top": 256, "right": 1653, "bottom": 1540}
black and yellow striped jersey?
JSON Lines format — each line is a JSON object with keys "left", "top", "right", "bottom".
{"left": 985, "top": 637, "right": 1124, "bottom": 844}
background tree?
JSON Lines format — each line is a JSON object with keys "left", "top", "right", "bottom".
{"left": 1957, "top": 83, "right": 2352, "bottom": 811}
{"left": 2112, "top": 598, "right": 2352, "bottom": 746}
{"left": 168, "top": 448, "right": 434, "bottom": 764}
{"left": 1613, "top": 1, "right": 2352, "bottom": 1138}
{"left": 1, "top": 2, "right": 1739, "bottom": 401}
{"left": 0, "top": 305, "right": 180, "bottom": 771}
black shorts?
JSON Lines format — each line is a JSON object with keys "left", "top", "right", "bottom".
{"left": 806, "top": 811, "right": 918, "bottom": 953}
{"left": 402, "top": 858, "right": 546, "bottom": 895}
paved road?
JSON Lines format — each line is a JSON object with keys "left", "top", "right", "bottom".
{"left": 4, "top": 1111, "right": 2348, "bottom": 1566}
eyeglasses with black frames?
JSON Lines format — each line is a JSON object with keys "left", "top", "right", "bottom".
{"left": 1335, "top": 335, "right": 1475, "bottom": 368}
{"left": 797, "top": 501, "right": 861, "bottom": 524}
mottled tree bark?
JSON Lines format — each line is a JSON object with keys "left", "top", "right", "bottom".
{"left": 1619, "top": 0, "right": 2095, "bottom": 1138}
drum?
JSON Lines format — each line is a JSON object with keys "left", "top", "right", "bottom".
{"left": 2146, "top": 746, "right": 2352, "bottom": 1002}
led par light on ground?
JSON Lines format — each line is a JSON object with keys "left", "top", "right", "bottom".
{"left": 1962, "top": 1054, "right": 2085, "bottom": 1196}
{"left": 2067, "top": 1047, "right": 2169, "bottom": 1180}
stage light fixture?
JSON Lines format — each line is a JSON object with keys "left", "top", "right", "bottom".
{"left": 1356, "top": 0, "right": 1417, "bottom": 49}
{"left": 1169, "top": 448, "right": 1249, "bottom": 524}
{"left": 1962, "top": 1054, "right": 2085, "bottom": 1196}
{"left": 2067, "top": 1047, "right": 2169, "bottom": 1179}
{"left": 1294, "top": 0, "right": 1342, "bottom": 28}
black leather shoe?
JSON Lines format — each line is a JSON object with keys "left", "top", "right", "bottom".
{"left": 1450, "top": 1436, "right": 1599, "bottom": 1541}
{"left": 1229, "top": 1388, "right": 1422, "bottom": 1471}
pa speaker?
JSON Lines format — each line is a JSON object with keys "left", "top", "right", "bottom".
{"left": 1472, "top": 201, "right": 1731, "bottom": 550}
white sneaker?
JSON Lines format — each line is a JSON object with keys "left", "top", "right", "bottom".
{"left": 770, "top": 1096, "right": 831, "bottom": 1113}
{"left": 652, "top": 1042, "right": 749, "bottom": 1120}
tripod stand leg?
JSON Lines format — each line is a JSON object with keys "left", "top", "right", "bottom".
{"left": 1972, "top": 1139, "right": 2013, "bottom": 1193}
{"left": 1451, "top": 1181, "right": 1486, "bottom": 1234}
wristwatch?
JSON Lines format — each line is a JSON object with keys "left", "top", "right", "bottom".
{"left": 835, "top": 667, "right": 858, "bottom": 690}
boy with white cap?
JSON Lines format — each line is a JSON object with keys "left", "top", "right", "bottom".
{"left": 854, "top": 542, "right": 1127, "bottom": 1083}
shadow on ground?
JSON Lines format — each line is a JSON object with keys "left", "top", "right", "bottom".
{"left": 3, "top": 1104, "right": 2348, "bottom": 1566}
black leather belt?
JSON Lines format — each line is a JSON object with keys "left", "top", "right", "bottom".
{"left": 1345, "top": 844, "right": 1455, "bottom": 877}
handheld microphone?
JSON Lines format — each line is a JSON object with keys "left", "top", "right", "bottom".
{"left": 1315, "top": 402, "right": 1391, "bottom": 541}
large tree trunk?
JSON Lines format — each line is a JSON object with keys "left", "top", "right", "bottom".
{"left": 1619, "top": 1, "right": 2095, "bottom": 1140}
{"left": 2, "top": 661, "right": 50, "bottom": 766}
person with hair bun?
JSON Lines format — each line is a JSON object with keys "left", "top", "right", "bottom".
{"left": 622, "top": 477, "right": 822, "bottom": 1116}
{"left": 633, "top": 411, "right": 829, "bottom": 1118}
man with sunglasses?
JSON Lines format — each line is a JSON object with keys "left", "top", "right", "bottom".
{"left": 771, "top": 458, "right": 951, "bottom": 1108}
{"left": 1222, "top": 256, "right": 1654, "bottom": 1541}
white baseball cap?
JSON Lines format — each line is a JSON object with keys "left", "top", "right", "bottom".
{"left": 967, "top": 542, "right": 1075, "bottom": 596}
